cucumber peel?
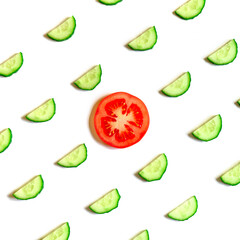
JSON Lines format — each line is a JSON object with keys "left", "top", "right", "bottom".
{"left": 13, "top": 175, "right": 44, "bottom": 200}
{"left": 207, "top": 39, "right": 238, "bottom": 65}
{"left": 0, "top": 52, "right": 23, "bottom": 77}
{"left": 168, "top": 196, "right": 198, "bottom": 221}
{"left": 57, "top": 144, "right": 87, "bottom": 167}
{"left": 220, "top": 162, "right": 240, "bottom": 186}
{"left": 89, "top": 189, "right": 121, "bottom": 214}
{"left": 99, "top": 0, "right": 122, "bottom": 5}
{"left": 26, "top": 98, "right": 56, "bottom": 122}
{"left": 132, "top": 230, "right": 149, "bottom": 240}
{"left": 175, "top": 0, "right": 205, "bottom": 20}
{"left": 47, "top": 16, "right": 76, "bottom": 41}
{"left": 0, "top": 128, "right": 12, "bottom": 153}
{"left": 192, "top": 114, "right": 222, "bottom": 141}
{"left": 128, "top": 26, "right": 157, "bottom": 51}
{"left": 138, "top": 153, "right": 168, "bottom": 182}
{"left": 162, "top": 72, "right": 191, "bottom": 97}
{"left": 42, "top": 222, "right": 70, "bottom": 240}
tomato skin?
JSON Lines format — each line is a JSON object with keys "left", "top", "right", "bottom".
{"left": 94, "top": 92, "right": 150, "bottom": 148}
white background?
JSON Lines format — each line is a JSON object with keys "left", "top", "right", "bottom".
{"left": 0, "top": 0, "right": 240, "bottom": 239}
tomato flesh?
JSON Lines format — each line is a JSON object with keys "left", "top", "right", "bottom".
{"left": 94, "top": 92, "right": 149, "bottom": 148}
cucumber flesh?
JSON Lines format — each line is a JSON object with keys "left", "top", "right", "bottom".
{"left": 74, "top": 65, "right": 102, "bottom": 90}
{"left": 175, "top": 0, "right": 205, "bottom": 20}
{"left": 132, "top": 230, "right": 149, "bottom": 240}
{"left": 192, "top": 114, "right": 222, "bottom": 141}
{"left": 207, "top": 39, "right": 238, "bottom": 65}
{"left": 47, "top": 16, "right": 76, "bottom": 41}
{"left": 0, "top": 128, "right": 12, "bottom": 153}
{"left": 162, "top": 72, "right": 191, "bottom": 97}
{"left": 168, "top": 196, "right": 198, "bottom": 221}
{"left": 26, "top": 98, "right": 56, "bottom": 122}
{"left": 57, "top": 144, "right": 87, "bottom": 167}
{"left": 42, "top": 222, "right": 70, "bottom": 240}
{"left": 220, "top": 162, "right": 240, "bottom": 186}
{"left": 0, "top": 52, "right": 23, "bottom": 77}
{"left": 99, "top": 0, "right": 122, "bottom": 5}
{"left": 89, "top": 189, "right": 121, "bottom": 214}
{"left": 128, "top": 26, "right": 157, "bottom": 51}
{"left": 138, "top": 154, "right": 168, "bottom": 182}
{"left": 13, "top": 175, "right": 44, "bottom": 200}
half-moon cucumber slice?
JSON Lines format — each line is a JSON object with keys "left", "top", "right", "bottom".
{"left": 220, "top": 162, "right": 240, "bottom": 186}
{"left": 42, "top": 222, "right": 70, "bottom": 240}
{"left": 207, "top": 39, "right": 238, "bottom": 65}
{"left": 128, "top": 26, "right": 157, "bottom": 51}
{"left": 89, "top": 189, "right": 121, "bottom": 214}
{"left": 13, "top": 175, "right": 44, "bottom": 200}
{"left": 99, "top": 0, "right": 122, "bottom": 5}
{"left": 162, "top": 72, "right": 191, "bottom": 97}
{"left": 0, "top": 52, "right": 23, "bottom": 77}
{"left": 26, "top": 98, "right": 56, "bottom": 122}
{"left": 0, "top": 128, "right": 12, "bottom": 153}
{"left": 47, "top": 16, "right": 76, "bottom": 41}
{"left": 132, "top": 230, "right": 149, "bottom": 240}
{"left": 192, "top": 114, "right": 222, "bottom": 141}
{"left": 168, "top": 196, "right": 198, "bottom": 221}
{"left": 175, "top": 0, "right": 205, "bottom": 20}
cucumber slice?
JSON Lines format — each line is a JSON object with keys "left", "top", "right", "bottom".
{"left": 207, "top": 39, "right": 238, "bottom": 65}
{"left": 132, "top": 230, "right": 149, "bottom": 240}
{"left": 162, "top": 72, "right": 191, "bottom": 97}
{"left": 168, "top": 196, "right": 198, "bottom": 221}
{"left": 57, "top": 144, "right": 87, "bottom": 167}
{"left": 74, "top": 65, "right": 102, "bottom": 90}
{"left": 13, "top": 175, "right": 44, "bottom": 200}
{"left": 192, "top": 114, "right": 222, "bottom": 141}
{"left": 26, "top": 98, "right": 56, "bottom": 122}
{"left": 175, "top": 0, "right": 205, "bottom": 20}
{"left": 128, "top": 26, "right": 157, "bottom": 51}
{"left": 220, "top": 162, "right": 240, "bottom": 186}
{"left": 0, "top": 52, "right": 23, "bottom": 77}
{"left": 47, "top": 16, "right": 76, "bottom": 41}
{"left": 42, "top": 222, "right": 70, "bottom": 240}
{"left": 138, "top": 154, "right": 168, "bottom": 182}
{"left": 99, "top": 0, "right": 122, "bottom": 5}
{"left": 89, "top": 189, "right": 121, "bottom": 214}
{"left": 0, "top": 128, "right": 12, "bottom": 153}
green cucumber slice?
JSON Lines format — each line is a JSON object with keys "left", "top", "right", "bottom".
{"left": 132, "top": 230, "right": 149, "bottom": 240}
{"left": 138, "top": 154, "right": 168, "bottom": 182}
{"left": 168, "top": 196, "right": 198, "bottom": 221}
{"left": 26, "top": 98, "right": 56, "bottom": 122}
{"left": 74, "top": 65, "right": 102, "bottom": 90}
{"left": 162, "top": 72, "right": 191, "bottom": 97}
{"left": 192, "top": 114, "right": 222, "bottom": 141}
{"left": 0, "top": 52, "right": 23, "bottom": 77}
{"left": 89, "top": 189, "right": 121, "bottom": 214}
{"left": 57, "top": 144, "right": 87, "bottom": 167}
{"left": 128, "top": 26, "right": 157, "bottom": 51}
{"left": 175, "top": 0, "right": 205, "bottom": 20}
{"left": 99, "top": 0, "right": 122, "bottom": 5}
{"left": 13, "top": 175, "right": 44, "bottom": 200}
{"left": 207, "top": 39, "right": 238, "bottom": 65}
{"left": 47, "top": 16, "right": 76, "bottom": 41}
{"left": 42, "top": 222, "right": 70, "bottom": 240}
{"left": 0, "top": 128, "right": 12, "bottom": 153}
{"left": 220, "top": 162, "right": 240, "bottom": 186}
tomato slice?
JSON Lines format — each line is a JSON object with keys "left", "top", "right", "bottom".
{"left": 94, "top": 92, "right": 150, "bottom": 148}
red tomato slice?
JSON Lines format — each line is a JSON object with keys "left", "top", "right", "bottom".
{"left": 94, "top": 92, "right": 150, "bottom": 148}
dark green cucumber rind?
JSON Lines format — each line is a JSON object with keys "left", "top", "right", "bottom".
{"left": 47, "top": 17, "right": 76, "bottom": 42}
{"left": 0, "top": 128, "right": 12, "bottom": 153}
{"left": 220, "top": 175, "right": 240, "bottom": 186}
{"left": 13, "top": 175, "right": 44, "bottom": 200}
{"left": 192, "top": 115, "right": 222, "bottom": 141}
{"left": 128, "top": 26, "right": 157, "bottom": 51}
{"left": 0, "top": 52, "right": 23, "bottom": 77}
{"left": 57, "top": 144, "right": 87, "bottom": 168}
{"left": 167, "top": 196, "right": 198, "bottom": 221}
{"left": 74, "top": 65, "right": 102, "bottom": 90}
{"left": 161, "top": 72, "right": 191, "bottom": 97}
{"left": 138, "top": 154, "right": 168, "bottom": 182}
{"left": 207, "top": 39, "right": 238, "bottom": 65}
{"left": 25, "top": 99, "right": 56, "bottom": 123}
{"left": 174, "top": 0, "right": 206, "bottom": 20}
{"left": 99, "top": 0, "right": 122, "bottom": 5}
